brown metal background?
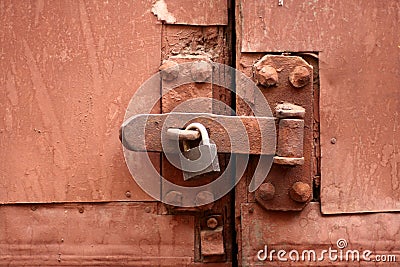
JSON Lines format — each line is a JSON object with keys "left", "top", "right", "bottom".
{"left": 0, "top": 203, "right": 195, "bottom": 266}
{"left": 241, "top": 202, "right": 400, "bottom": 266}
{"left": 236, "top": 0, "right": 400, "bottom": 265}
{"left": 238, "top": 0, "right": 400, "bottom": 214}
{"left": 0, "top": 0, "right": 161, "bottom": 203}
{"left": 0, "top": 0, "right": 232, "bottom": 266}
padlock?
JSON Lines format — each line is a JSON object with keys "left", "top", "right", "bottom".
{"left": 180, "top": 123, "right": 220, "bottom": 180}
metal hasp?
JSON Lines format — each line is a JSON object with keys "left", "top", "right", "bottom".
{"left": 274, "top": 102, "right": 305, "bottom": 166}
{"left": 121, "top": 112, "right": 276, "bottom": 155}
{"left": 120, "top": 54, "right": 313, "bottom": 212}
{"left": 200, "top": 215, "right": 225, "bottom": 262}
{"left": 249, "top": 55, "right": 314, "bottom": 211}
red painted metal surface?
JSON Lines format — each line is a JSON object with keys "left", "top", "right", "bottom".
{"left": 238, "top": 0, "right": 400, "bottom": 213}
{"left": 0, "top": 0, "right": 161, "bottom": 203}
{"left": 0, "top": 203, "right": 195, "bottom": 266}
{"left": 240, "top": 202, "right": 400, "bottom": 266}
{"left": 236, "top": 0, "right": 399, "bottom": 265}
{"left": 1, "top": 0, "right": 399, "bottom": 266}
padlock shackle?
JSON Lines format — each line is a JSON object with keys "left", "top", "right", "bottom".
{"left": 185, "top": 123, "right": 210, "bottom": 146}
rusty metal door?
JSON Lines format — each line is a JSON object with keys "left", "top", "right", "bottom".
{"left": 1, "top": 0, "right": 399, "bottom": 266}
{"left": 235, "top": 0, "right": 400, "bottom": 266}
{"left": 0, "top": 0, "right": 234, "bottom": 265}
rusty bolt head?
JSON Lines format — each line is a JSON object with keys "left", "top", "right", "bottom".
{"left": 206, "top": 217, "right": 219, "bottom": 230}
{"left": 144, "top": 206, "right": 151, "bottom": 213}
{"left": 159, "top": 60, "right": 180, "bottom": 81}
{"left": 289, "top": 66, "right": 310, "bottom": 88}
{"left": 191, "top": 61, "right": 212, "bottom": 83}
{"left": 289, "top": 182, "right": 312, "bottom": 203}
{"left": 195, "top": 191, "right": 214, "bottom": 207}
{"left": 164, "top": 190, "right": 183, "bottom": 206}
{"left": 255, "top": 65, "right": 278, "bottom": 87}
{"left": 258, "top": 182, "right": 275, "bottom": 201}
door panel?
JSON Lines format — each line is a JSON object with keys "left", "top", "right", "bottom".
{"left": 241, "top": 202, "right": 400, "bottom": 266}
{"left": 0, "top": 203, "right": 195, "bottom": 266}
{"left": 0, "top": 0, "right": 160, "bottom": 203}
{"left": 1, "top": 0, "right": 234, "bottom": 265}
{"left": 2, "top": 0, "right": 399, "bottom": 266}
{"left": 238, "top": 0, "right": 400, "bottom": 213}
{"left": 236, "top": 0, "right": 400, "bottom": 265}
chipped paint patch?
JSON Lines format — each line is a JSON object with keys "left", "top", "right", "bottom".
{"left": 151, "top": 0, "right": 176, "bottom": 24}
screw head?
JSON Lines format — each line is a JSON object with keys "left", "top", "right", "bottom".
{"left": 206, "top": 217, "right": 219, "bottom": 230}
{"left": 289, "top": 66, "right": 310, "bottom": 88}
{"left": 289, "top": 182, "right": 312, "bottom": 202}
{"left": 159, "top": 60, "right": 179, "bottom": 81}
{"left": 164, "top": 190, "right": 183, "bottom": 206}
{"left": 195, "top": 191, "right": 214, "bottom": 206}
{"left": 258, "top": 182, "right": 275, "bottom": 201}
{"left": 255, "top": 65, "right": 278, "bottom": 87}
{"left": 144, "top": 206, "right": 151, "bottom": 213}
{"left": 190, "top": 61, "right": 212, "bottom": 83}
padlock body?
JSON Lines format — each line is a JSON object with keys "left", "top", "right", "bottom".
{"left": 181, "top": 143, "right": 220, "bottom": 180}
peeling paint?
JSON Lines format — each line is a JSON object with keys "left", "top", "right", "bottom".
{"left": 151, "top": 0, "right": 176, "bottom": 24}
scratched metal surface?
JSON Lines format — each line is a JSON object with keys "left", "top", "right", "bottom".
{"left": 239, "top": 0, "right": 400, "bottom": 213}
{"left": 241, "top": 202, "right": 400, "bottom": 266}
{"left": 0, "top": 202, "right": 196, "bottom": 266}
{"left": 0, "top": 0, "right": 162, "bottom": 203}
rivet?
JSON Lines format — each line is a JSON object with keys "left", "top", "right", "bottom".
{"left": 206, "top": 217, "right": 219, "bottom": 230}
{"left": 258, "top": 182, "right": 275, "bottom": 201}
{"left": 195, "top": 191, "right": 214, "bottom": 206}
{"left": 159, "top": 60, "right": 179, "bottom": 81}
{"left": 164, "top": 190, "right": 183, "bottom": 206}
{"left": 255, "top": 65, "right": 278, "bottom": 87}
{"left": 125, "top": 191, "right": 132, "bottom": 198}
{"left": 31, "top": 206, "right": 37, "bottom": 211}
{"left": 330, "top": 137, "right": 337, "bottom": 144}
{"left": 289, "top": 66, "right": 310, "bottom": 88}
{"left": 190, "top": 61, "right": 212, "bottom": 83}
{"left": 144, "top": 206, "right": 151, "bottom": 213}
{"left": 78, "top": 207, "right": 84, "bottom": 213}
{"left": 289, "top": 182, "right": 312, "bottom": 203}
